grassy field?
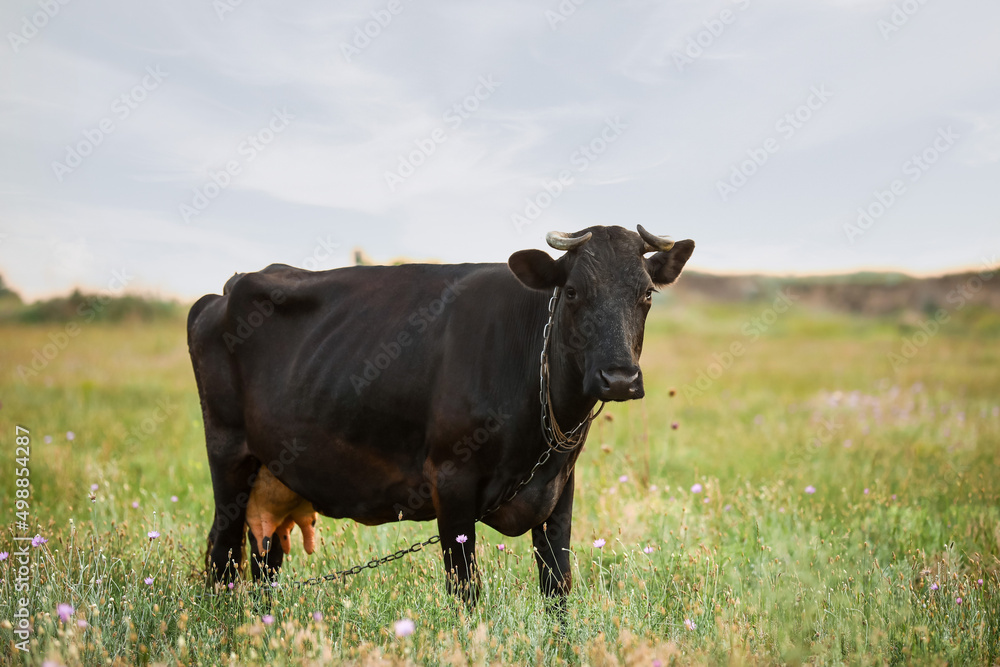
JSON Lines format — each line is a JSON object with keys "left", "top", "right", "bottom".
{"left": 1, "top": 296, "right": 998, "bottom": 665}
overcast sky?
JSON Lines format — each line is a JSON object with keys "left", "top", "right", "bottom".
{"left": 1, "top": 0, "right": 998, "bottom": 300}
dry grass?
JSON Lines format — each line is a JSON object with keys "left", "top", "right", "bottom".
{"left": 1, "top": 300, "right": 998, "bottom": 665}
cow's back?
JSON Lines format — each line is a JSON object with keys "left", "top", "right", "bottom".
{"left": 225, "top": 263, "right": 492, "bottom": 420}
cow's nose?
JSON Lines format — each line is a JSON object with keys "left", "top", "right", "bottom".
{"left": 597, "top": 367, "right": 643, "bottom": 401}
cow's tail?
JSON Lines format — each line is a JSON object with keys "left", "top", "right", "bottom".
{"left": 223, "top": 272, "right": 245, "bottom": 295}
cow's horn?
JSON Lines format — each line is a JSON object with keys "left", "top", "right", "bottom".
{"left": 637, "top": 225, "right": 674, "bottom": 253}
{"left": 546, "top": 231, "right": 592, "bottom": 251}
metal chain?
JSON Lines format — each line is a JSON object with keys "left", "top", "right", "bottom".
{"left": 479, "top": 446, "right": 552, "bottom": 519}
{"left": 539, "top": 286, "right": 605, "bottom": 452}
{"left": 289, "top": 534, "right": 440, "bottom": 589}
{"left": 278, "top": 286, "right": 602, "bottom": 589}
{"left": 480, "top": 287, "right": 605, "bottom": 518}
{"left": 191, "top": 535, "right": 442, "bottom": 597}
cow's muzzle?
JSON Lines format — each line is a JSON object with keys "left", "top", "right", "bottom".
{"left": 594, "top": 367, "right": 644, "bottom": 401}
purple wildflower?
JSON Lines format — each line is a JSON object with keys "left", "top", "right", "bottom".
{"left": 394, "top": 618, "right": 415, "bottom": 637}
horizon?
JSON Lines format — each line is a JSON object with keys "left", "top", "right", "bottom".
{"left": 3, "top": 256, "right": 997, "bottom": 305}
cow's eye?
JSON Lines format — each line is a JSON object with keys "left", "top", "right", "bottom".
{"left": 564, "top": 286, "right": 577, "bottom": 300}
{"left": 645, "top": 288, "right": 654, "bottom": 301}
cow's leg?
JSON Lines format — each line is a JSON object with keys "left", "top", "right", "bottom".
{"left": 204, "top": 421, "right": 257, "bottom": 586}
{"left": 433, "top": 478, "right": 480, "bottom": 604}
{"left": 532, "top": 471, "right": 575, "bottom": 608}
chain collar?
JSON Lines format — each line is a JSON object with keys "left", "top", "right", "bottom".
{"left": 539, "top": 286, "right": 605, "bottom": 452}
{"left": 478, "top": 287, "right": 604, "bottom": 518}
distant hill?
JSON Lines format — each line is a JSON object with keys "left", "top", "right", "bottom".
{"left": 0, "top": 278, "right": 183, "bottom": 324}
{"left": 1, "top": 263, "right": 997, "bottom": 324}
{"left": 0, "top": 273, "right": 21, "bottom": 303}
{"left": 673, "top": 268, "right": 1000, "bottom": 315}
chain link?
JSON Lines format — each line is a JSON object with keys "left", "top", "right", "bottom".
{"left": 539, "top": 287, "right": 604, "bottom": 452}
{"left": 289, "top": 534, "right": 441, "bottom": 589}
{"left": 275, "top": 286, "right": 602, "bottom": 590}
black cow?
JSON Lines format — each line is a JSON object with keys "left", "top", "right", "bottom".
{"left": 187, "top": 225, "right": 694, "bottom": 601}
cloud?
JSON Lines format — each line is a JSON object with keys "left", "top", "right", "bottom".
{"left": 1, "top": 0, "right": 998, "bottom": 300}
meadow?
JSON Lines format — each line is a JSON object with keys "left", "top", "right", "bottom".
{"left": 1, "top": 294, "right": 998, "bottom": 665}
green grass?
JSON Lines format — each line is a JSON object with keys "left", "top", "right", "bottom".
{"left": 1, "top": 301, "right": 998, "bottom": 665}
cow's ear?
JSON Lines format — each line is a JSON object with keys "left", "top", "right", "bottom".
{"left": 645, "top": 239, "right": 695, "bottom": 286}
{"left": 508, "top": 249, "right": 565, "bottom": 290}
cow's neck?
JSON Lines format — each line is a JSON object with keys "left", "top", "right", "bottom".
{"left": 545, "top": 338, "right": 599, "bottom": 436}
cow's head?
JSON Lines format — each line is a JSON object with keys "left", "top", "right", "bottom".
{"left": 508, "top": 225, "right": 694, "bottom": 402}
